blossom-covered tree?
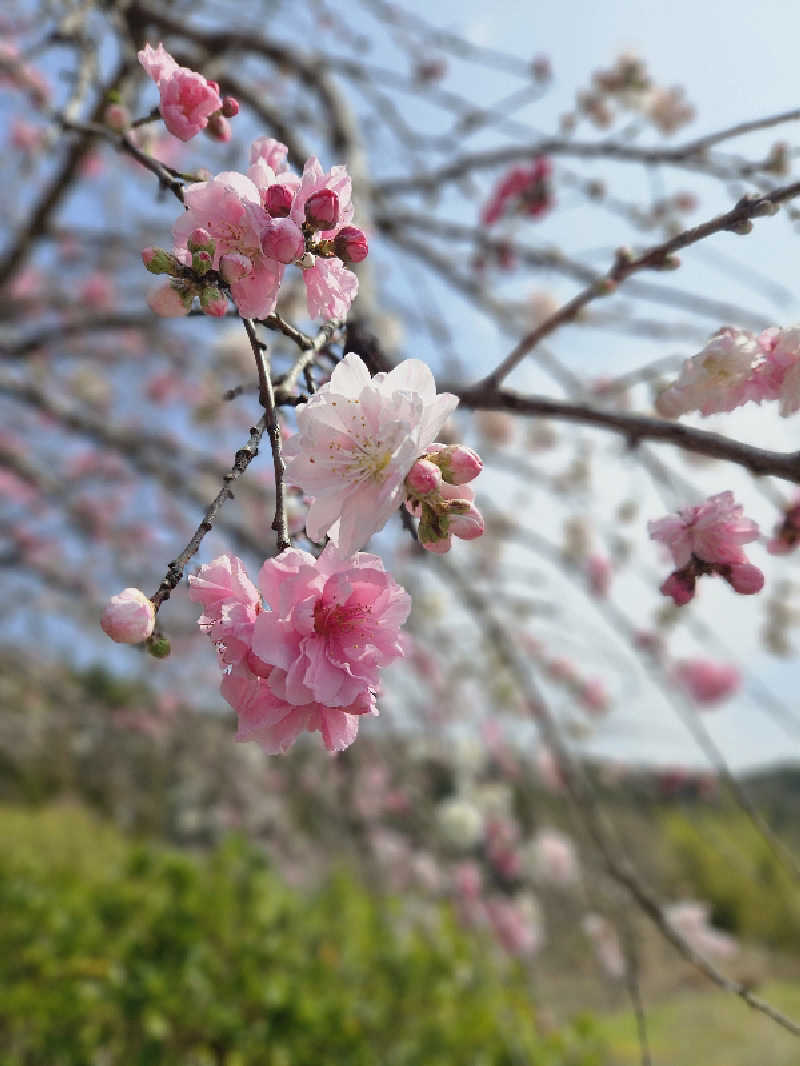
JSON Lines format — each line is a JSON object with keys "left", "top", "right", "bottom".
{"left": 6, "top": 0, "right": 800, "bottom": 1054}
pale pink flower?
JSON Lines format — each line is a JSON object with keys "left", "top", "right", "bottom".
{"left": 485, "top": 894, "right": 544, "bottom": 957}
{"left": 284, "top": 353, "right": 458, "bottom": 554}
{"left": 583, "top": 914, "right": 626, "bottom": 978}
{"left": 250, "top": 136, "right": 291, "bottom": 173}
{"left": 661, "top": 328, "right": 761, "bottom": 417}
{"left": 302, "top": 256, "right": 359, "bottom": 319}
{"left": 192, "top": 545, "right": 410, "bottom": 754}
{"left": 674, "top": 659, "right": 740, "bottom": 705}
{"left": 648, "top": 491, "right": 759, "bottom": 569}
{"left": 138, "top": 43, "right": 222, "bottom": 142}
{"left": 101, "top": 588, "right": 155, "bottom": 644}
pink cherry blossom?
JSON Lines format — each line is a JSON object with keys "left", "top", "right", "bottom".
{"left": 302, "top": 256, "right": 359, "bottom": 319}
{"left": 284, "top": 353, "right": 459, "bottom": 554}
{"left": 101, "top": 588, "right": 155, "bottom": 644}
{"left": 138, "top": 43, "right": 223, "bottom": 142}
{"left": 648, "top": 491, "right": 759, "bottom": 569}
{"left": 191, "top": 545, "right": 410, "bottom": 754}
{"left": 664, "top": 901, "right": 738, "bottom": 959}
{"left": 250, "top": 136, "right": 291, "bottom": 173}
{"left": 674, "top": 659, "right": 741, "bottom": 704}
{"left": 529, "top": 829, "right": 580, "bottom": 886}
{"left": 290, "top": 156, "right": 354, "bottom": 238}
{"left": 655, "top": 327, "right": 761, "bottom": 417}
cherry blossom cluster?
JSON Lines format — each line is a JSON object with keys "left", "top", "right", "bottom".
{"left": 404, "top": 444, "right": 484, "bottom": 552}
{"left": 138, "top": 43, "right": 238, "bottom": 143}
{"left": 649, "top": 491, "right": 764, "bottom": 605}
{"left": 144, "top": 137, "right": 367, "bottom": 320}
{"left": 187, "top": 546, "right": 410, "bottom": 754}
{"left": 656, "top": 325, "right": 800, "bottom": 419}
{"left": 480, "top": 157, "right": 552, "bottom": 227}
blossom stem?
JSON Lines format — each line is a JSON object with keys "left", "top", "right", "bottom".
{"left": 243, "top": 318, "right": 291, "bottom": 552}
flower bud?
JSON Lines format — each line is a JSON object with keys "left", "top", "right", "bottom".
{"left": 147, "top": 282, "right": 192, "bottom": 317}
{"left": 261, "top": 217, "right": 305, "bottom": 264}
{"left": 405, "top": 458, "right": 443, "bottom": 497}
{"left": 660, "top": 570, "right": 695, "bottom": 606}
{"left": 199, "top": 286, "right": 228, "bottom": 317}
{"left": 187, "top": 228, "right": 215, "bottom": 254}
{"left": 205, "top": 113, "right": 232, "bottom": 142}
{"left": 191, "top": 249, "right": 213, "bottom": 275}
{"left": 447, "top": 501, "right": 485, "bottom": 541}
{"left": 101, "top": 588, "right": 155, "bottom": 644}
{"left": 427, "top": 443, "right": 483, "bottom": 485}
{"left": 141, "top": 246, "right": 181, "bottom": 276}
{"left": 304, "top": 189, "right": 339, "bottom": 230}
{"left": 221, "top": 95, "right": 239, "bottom": 118}
{"left": 726, "top": 562, "right": 764, "bottom": 596}
{"left": 333, "top": 225, "right": 369, "bottom": 263}
{"left": 420, "top": 533, "right": 452, "bottom": 554}
{"left": 104, "top": 103, "right": 131, "bottom": 132}
{"left": 219, "top": 252, "right": 252, "bottom": 283}
{"left": 264, "top": 183, "right": 294, "bottom": 218}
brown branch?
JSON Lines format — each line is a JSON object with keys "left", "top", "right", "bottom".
{"left": 479, "top": 184, "right": 798, "bottom": 390}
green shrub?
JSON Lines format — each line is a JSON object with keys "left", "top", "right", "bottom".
{"left": 663, "top": 808, "right": 800, "bottom": 949}
{"left": 0, "top": 805, "right": 603, "bottom": 1066}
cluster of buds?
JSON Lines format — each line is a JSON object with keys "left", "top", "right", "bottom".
{"left": 404, "top": 443, "right": 484, "bottom": 553}
{"left": 143, "top": 228, "right": 229, "bottom": 318}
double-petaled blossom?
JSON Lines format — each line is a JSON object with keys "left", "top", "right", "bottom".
{"left": 189, "top": 545, "right": 410, "bottom": 754}
{"left": 656, "top": 325, "right": 800, "bottom": 419}
{"left": 649, "top": 491, "right": 763, "bottom": 604}
{"left": 138, "top": 43, "right": 223, "bottom": 142}
{"left": 283, "top": 354, "right": 459, "bottom": 555}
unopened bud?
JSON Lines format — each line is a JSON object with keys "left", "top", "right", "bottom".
{"left": 104, "top": 103, "right": 130, "bottom": 132}
{"left": 205, "top": 113, "right": 232, "bottom": 142}
{"left": 427, "top": 443, "right": 483, "bottom": 485}
{"left": 405, "top": 458, "right": 443, "bottom": 497}
{"left": 101, "top": 588, "right": 155, "bottom": 644}
{"left": 446, "top": 501, "right": 485, "bottom": 541}
{"left": 142, "top": 246, "right": 181, "bottom": 275}
{"left": 192, "top": 249, "right": 213, "bottom": 276}
{"left": 221, "top": 95, "right": 239, "bottom": 118}
{"left": 726, "top": 562, "right": 764, "bottom": 596}
{"left": 304, "top": 188, "right": 340, "bottom": 230}
{"left": 261, "top": 217, "right": 305, "bottom": 264}
{"left": 187, "top": 228, "right": 215, "bottom": 254}
{"left": 333, "top": 225, "right": 369, "bottom": 263}
{"left": 199, "top": 286, "right": 228, "bottom": 317}
{"left": 728, "top": 218, "right": 754, "bottom": 235}
{"left": 264, "top": 183, "right": 294, "bottom": 218}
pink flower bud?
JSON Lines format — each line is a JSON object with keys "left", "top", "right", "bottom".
{"left": 726, "top": 562, "right": 764, "bottom": 596}
{"left": 142, "top": 246, "right": 181, "bottom": 276}
{"left": 448, "top": 501, "right": 485, "bottom": 540}
{"left": 219, "top": 253, "right": 252, "bottom": 283}
{"left": 147, "top": 282, "right": 192, "bottom": 317}
{"left": 205, "top": 113, "right": 232, "bottom": 142}
{"left": 333, "top": 225, "right": 369, "bottom": 263}
{"left": 304, "top": 188, "right": 340, "bottom": 230}
{"left": 660, "top": 570, "right": 695, "bottom": 606}
{"left": 192, "top": 249, "right": 213, "bottom": 275}
{"left": 427, "top": 443, "right": 483, "bottom": 485}
{"left": 421, "top": 534, "right": 452, "bottom": 554}
{"left": 101, "top": 588, "right": 155, "bottom": 644}
{"left": 264, "top": 183, "right": 294, "bottom": 218}
{"left": 261, "top": 217, "right": 305, "bottom": 264}
{"left": 187, "top": 228, "right": 215, "bottom": 254}
{"left": 104, "top": 103, "right": 130, "bottom": 132}
{"left": 405, "top": 458, "right": 443, "bottom": 497}
{"left": 221, "top": 95, "right": 239, "bottom": 118}
{"left": 199, "top": 286, "right": 228, "bottom": 317}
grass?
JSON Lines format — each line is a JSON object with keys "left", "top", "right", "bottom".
{"left": 597, "top": 979, "right": 800, "bottom": 1066}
